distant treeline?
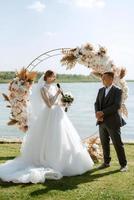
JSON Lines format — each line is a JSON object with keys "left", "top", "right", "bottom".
{"left": 0, "top": 71, "right": 100, "bottom": 83}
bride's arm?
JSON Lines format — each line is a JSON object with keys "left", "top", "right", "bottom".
{"left": 40, "top": 87, "right": 52, "bottom": 108}
{"left": 40, "top": 87, "right": 59, "bottom": 108}
{"left": 49, "top": 89, "right": 60, "bottom": 105}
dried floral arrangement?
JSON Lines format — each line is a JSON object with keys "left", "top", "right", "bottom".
{"left": 2, "top": 68, "right": 37, "bottom": 132}
{"left": 83, "top": 136, "right": 103, "bottom": 163}
{"left": 61, "top": 43, "right": 128, "bottom": 117}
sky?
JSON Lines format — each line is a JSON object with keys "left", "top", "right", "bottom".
{"left": 0, "top": 0, "right": 134, "bottom": 79}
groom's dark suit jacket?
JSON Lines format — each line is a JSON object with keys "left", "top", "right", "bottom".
{"left": 95, "top": 85, "right": 126, "bottom": 129}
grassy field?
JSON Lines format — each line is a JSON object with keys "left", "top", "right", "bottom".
{"left": 0, "top": 143, "right": 134, "bottom": 200}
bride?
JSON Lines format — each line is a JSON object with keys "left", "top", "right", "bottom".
{"left": 0, "top": 70, "right": 94, "bottom": 183}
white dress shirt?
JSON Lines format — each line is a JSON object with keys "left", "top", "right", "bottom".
{"left": 105, "top": 84, "right": 113, "bottom": 97}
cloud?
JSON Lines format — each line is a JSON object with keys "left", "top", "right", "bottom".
{"left": 59, "top": 0, "right": 106, "bottom": 8}
{"left": 45, "top": 32, "right": 57, "bottom": 37}
{"left": 27, "top": 1, "right": 46, "bottom": 13}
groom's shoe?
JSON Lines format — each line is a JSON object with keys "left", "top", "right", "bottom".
{"left": 98, "top": 163, "right": 110, "bottom": 169}
{"left": 120, "top": 165, "right": 128, "bottom": 172}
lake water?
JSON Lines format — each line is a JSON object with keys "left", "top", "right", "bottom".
{"left": 0, "top": 82, "right": 133, "bottom": 141}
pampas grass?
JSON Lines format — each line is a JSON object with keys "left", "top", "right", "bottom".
{"left": 120, "top": 68, "right": 127, "bottom": 79}
{"left": 83, "top": 136, "right": 103, "bottom": 163}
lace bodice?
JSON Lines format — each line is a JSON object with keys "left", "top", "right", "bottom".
{"left": 40, "top": 83, "right": 60, "bottom": 108}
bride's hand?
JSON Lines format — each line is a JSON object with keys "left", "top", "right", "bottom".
{"left": 57, "top": 89, "right": 62, "bottom": 95}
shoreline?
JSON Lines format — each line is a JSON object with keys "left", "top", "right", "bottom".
{"left": 0, "top": 80, "right": 134, "bottom": 84}
{"left": 0, "top": 137, "right": 134, "bottom": 144}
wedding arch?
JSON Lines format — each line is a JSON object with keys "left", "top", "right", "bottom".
{"left": 3, "top": 43, "right": 128, "bottom": 131}
{"left": 2, "top": 43, "right": 128, "bottom": 161}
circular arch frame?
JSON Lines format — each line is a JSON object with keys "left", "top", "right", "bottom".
{"left": 26, "top": 48, "right": 71, "bottom": 71}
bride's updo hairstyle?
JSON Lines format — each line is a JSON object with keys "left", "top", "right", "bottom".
{"left": 44, "top": 70, "right": 55, "bottom": 81}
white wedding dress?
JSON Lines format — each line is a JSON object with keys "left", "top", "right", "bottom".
{"left": 0, "top": 76, "right": 94, "bottom": 183}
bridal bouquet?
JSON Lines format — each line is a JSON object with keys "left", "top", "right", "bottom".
{"left": 2, "top": 68, "right": 37, "bottom": 132}
{"left": 61, "top": 92, "right": 74, "bottom": 112}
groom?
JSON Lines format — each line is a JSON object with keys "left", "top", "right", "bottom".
{"left": 94, "top": 72, "right": 128, "bottom": 172}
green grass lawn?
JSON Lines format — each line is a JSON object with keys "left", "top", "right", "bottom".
{"left": 0, "top": 143, "right": 133, "bottom": 200}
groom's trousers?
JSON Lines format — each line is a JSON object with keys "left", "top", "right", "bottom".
{"left": 99, "top": 123, "right": 127, "bottom": 167}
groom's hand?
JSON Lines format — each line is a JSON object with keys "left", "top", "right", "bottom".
{"left": 97, "top": 117, "right": 104, "bottom": 122}
{"left": 96, "top": 111, "right": 104, "bottom": 119}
